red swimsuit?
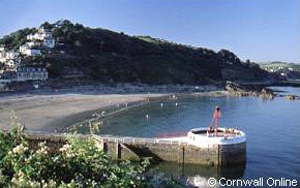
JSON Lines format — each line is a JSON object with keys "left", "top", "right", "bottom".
{"left": 213, "top": 110, "right": 221, "bottom": 130}
{"left": 213, "top": 110, "right": 221, "bottom": 119}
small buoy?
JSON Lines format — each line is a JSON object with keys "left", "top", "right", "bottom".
{"left": 172, "top": 95, "right": 176, "bottom": 99}
{"left": 175, "top": 102, "right": 178, "bottom": 106}
{"left": 145, "top": 114, "right": 149, "bottom": 120}
{"left": 160, "top": 103, "right": 163, "bottom": 107}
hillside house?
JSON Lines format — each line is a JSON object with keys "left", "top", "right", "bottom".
{"left": 6, "top": 51, "right": 20, "bottom": 60}
{"left": 19, "top": 41, "right": 44, "bottom": 56}
{"left": 0, "top": 71, "right": 17, "bottom": 80}
{"left": 0, "top": 52, "right": 6, "bottom": 62}
{"left": 43, "top": 37, "right": 55, "bottom": 48}
{"left": 19, "top": 42, "right": 40, "bottom": 54}
{"left": 27, "top": 32, "right": 52, "bottom": 41}
{"left": 0, "top": 51, "right": 21, "bottom": 67}
{"left": 16, "top": 67, "right": 48, "bottom": 81}
{"left": 23, "top": 49, "right": 42, "bottom": 57}
{"left": 0, "top": 45, "right": 7, "bottom": 52}
{"left": 4, "top": 59, "right": 20, "bottom": 68}
{"left": 19, "top": 45, "right": 28, "bottom": 54}
{"left": 27, "top": 41, "right": 41, "bottom": 48}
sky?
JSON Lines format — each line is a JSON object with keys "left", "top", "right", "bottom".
{"left": 0, "top": 0, "right": 299, "bottom": 63}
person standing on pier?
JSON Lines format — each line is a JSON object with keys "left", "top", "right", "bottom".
{"left": 209, "top": 106, "right": 221, "bottom": 136}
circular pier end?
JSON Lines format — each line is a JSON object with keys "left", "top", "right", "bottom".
{"left": 187, "top": 128, "right": 247, "bottom": 166}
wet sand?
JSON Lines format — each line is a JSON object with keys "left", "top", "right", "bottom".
{"left": 0, "top": 93, "right": 167, "bottom": 133}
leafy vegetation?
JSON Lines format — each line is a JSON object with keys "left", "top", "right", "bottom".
{"left": 260, "top": 61, "right": 300, "bottom": 72}
{"left": 0, "top": 127, "right": 187, "bottom": 187}
{"left": 0, "top": 20, "right": 270, "bottom": 84}
{"left": 0, "top": 129, "right": 147, "bottom": 187}
{"left": 0, "top": 28, "right": 37, "bottom": 51}
{"left": 259, "top": 61, "right": 300, "bottom": 79}
{"left": 0, "top": 112, "right": 185, "bottom": 187}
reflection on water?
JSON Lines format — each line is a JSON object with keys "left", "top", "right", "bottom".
{"left": 148, "top": 162, "right": 246, "bottom": 187}
{"left": 269, "top": 86, "right": 300, "bottom": 96}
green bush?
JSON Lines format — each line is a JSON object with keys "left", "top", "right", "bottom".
{"left": 0, "top": 111, "right": 185, "bottom": 187}
{"left": 0, "top": 127, "right": 150, "bottom": 187}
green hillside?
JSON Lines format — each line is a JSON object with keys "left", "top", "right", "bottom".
{"left": 0, "top": 20, "right": 270, "bottom": 84}
{"left": 260, "top": 61, "right": 300, "bottom": 72}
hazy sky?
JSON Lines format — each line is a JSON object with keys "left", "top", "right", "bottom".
{"left": 0, "top": 0, "right": 299, "bottom": 63}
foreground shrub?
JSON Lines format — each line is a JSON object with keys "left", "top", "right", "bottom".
{"left": 0, "top": 127, "right": 150, "bottom": 187}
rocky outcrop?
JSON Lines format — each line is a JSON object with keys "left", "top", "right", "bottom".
{"left": 285, "top": 95, "right": 300, "bottom": 101}
{"left": 225, "top": 81, "right": 275, "bottom": 99}
{"left": 225, "top": 81, "right": 244, "bottom": 92}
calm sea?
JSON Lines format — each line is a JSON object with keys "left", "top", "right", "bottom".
{"left": 83, "top": 87, "right": 300, "bottom": 187}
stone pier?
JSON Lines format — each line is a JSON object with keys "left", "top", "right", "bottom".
{"left": 92, "top": 135, "right": 246, "bottom": 166}
{"left": 25, "top": 133, "right": 246, "bottom": 167}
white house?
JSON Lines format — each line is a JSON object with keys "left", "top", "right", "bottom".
{"left": 19, "top": 45, "right": 28, "bottom": 55}
{"left": 0, "top": 45, "right": 6, "bottom": 52}
{"left": 5, "top": 59, "right": 19, "bottom": 68}
{"left": 17, "top": 67, "right": 48, "bottom": 81}
{"left": 0, "top": 52, "right": 6, "bottom": 62}
{"left": 24, "top": 49, "right": 42, "bottom": 57}
{"left": 19, "top": 42, "right": 41, "bottom": 55}
{"left": 6, "top": 51, "right": 20, "bottom": 60}
{"left": 0, "top": 71, "right": 17, "bottom": 80}
{"left": 27, "top": 29, "right": 53, "bottom": 41}
{"left": 43, "top": 37, "right": 55, "bottom": 48}
{"left": 27, "top": 41, "right": 41, "bottom": 48}
{"left": 27, "top": 34, "right": 37, "bottom": 41}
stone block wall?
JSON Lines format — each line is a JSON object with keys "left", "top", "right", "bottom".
{"left": 24, "top": 133, "right": 246, "bottom": 167}
{"left": 218, "top": 142, "right": 246, "bottom": 166}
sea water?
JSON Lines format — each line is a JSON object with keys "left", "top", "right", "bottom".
{"left": 91, "top": 87, "right": 300, "bottom": 186}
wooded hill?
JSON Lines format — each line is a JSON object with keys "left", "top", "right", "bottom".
{"left": 0, "top": 20, "right": 271, "bottom": 84}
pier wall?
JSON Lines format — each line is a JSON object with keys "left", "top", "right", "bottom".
{"left": 218, "top": 142, "right": 246, "bottom": 166}
{"left": 96, "top": 140, "right": 220, "bottom": 165}
{"left": 25, "top": 133, "right": 246, "bottom": 166}
{"left": 93, "top": 136, "right": 246, "bottom": 166}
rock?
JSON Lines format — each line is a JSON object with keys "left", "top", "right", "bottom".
{"left": 225, "top": 81, "right": 277, "bottom": 99}
{"left": 261, "top": 88, "right": 267, "bottom": 94}
{"left": 286, "top": 95, "right": 300, "bottom": 100}
{"left": 225, "top": 81, "right": 243, "bottom": 92}
{"left": 260, "top": 93, "right": 275, "bottom": 100}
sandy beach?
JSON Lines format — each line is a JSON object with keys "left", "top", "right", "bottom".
{"left": 0, "top": 92, "right": 168, "bottom": 133}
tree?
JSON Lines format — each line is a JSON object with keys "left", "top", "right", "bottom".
{"left": 40, "top": 21, "right": 53, "bottom": 30}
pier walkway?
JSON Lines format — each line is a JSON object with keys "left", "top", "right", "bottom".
{"left": 92, "top": 134, "right": 245, "bottom": 166}
{"left": 26, "top": 132, "right": 246, "bottom": 166}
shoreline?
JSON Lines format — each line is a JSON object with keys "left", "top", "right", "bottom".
{"left": 1, "top": 84, "right": 298, "bottom": 134}
{"left": 0, "top": 84, "right": 222, "bottom": 133}
{"left": 0, "top": 93, "right": 170, "bottom": 133}
{"left": 0, "top": 87, "right": 226, "bottom": 133}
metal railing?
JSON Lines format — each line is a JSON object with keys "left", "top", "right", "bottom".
{"left": 93, "top": 134, "right": 188, "bottom": 146}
